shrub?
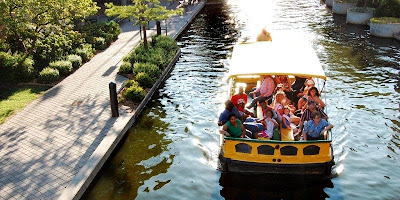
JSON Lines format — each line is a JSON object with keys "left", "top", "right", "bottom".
{"left": 101, "top": 33, "right": 114, "bottom": 45}
{"left": 94, "top": 37, "right": 107, "bottom": 50}
{"left": 375, "top": 0, "right": 400, "bottom": 18}
{"left": 106, "top": 21, "right": 122, "bottom": 39}
{"left": 0, "top": 51, "right": 34, "bottom": 83}
{"left": 152, "top": 35, "right": 178, "bottom": 53}
{"left": 49, "top": 60, "right": 73, "bottom": 75}
{"left": 38, "top": 67, "right": 60, "bottom": 83}
{"left": 67, "top": 55, "right": 82, "bottom": 68}
{"left": 74, "top": 44, "right": 94, "bottom": 62}
{"left": 123, "top": 53, "right": 135, "bottom": 63}
{"left": 132, "top": 45, "right": 168, "bottom": 68}
{"left": 119, "top": 62, "right": 132, "bottom": 74}
{"left": 123, "top": 85, "right": 146, "bottom": 102}
{"left": 124, "top": 79, "right": 139, "bottom": 88}
{"left": 135, "top": 72, "right": 155, "bottom": 88}
{"left": 133, "top": 62, "right": 160, "bottom": 79}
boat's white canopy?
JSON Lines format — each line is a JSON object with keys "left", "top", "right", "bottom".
{"left": 229, "top": 32, "right": 326, "bottom": 80}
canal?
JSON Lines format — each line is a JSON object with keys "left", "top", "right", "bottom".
{"left": 83, "top": 0, "right": 400, "bottom": 199}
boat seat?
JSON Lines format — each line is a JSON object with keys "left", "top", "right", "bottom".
{"left": 280, "top": 125, "right": 294, "bottom": 141}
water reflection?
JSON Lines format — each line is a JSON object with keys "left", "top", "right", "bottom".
{"left": 82, "top": 102, "right": 173, "bottom": 199}
{"left": 219, "top": 173, "right": 334, "bottom": 200}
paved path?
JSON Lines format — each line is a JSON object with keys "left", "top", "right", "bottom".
{"left": 0, "top": 2, "right": 204, "bottom": 199}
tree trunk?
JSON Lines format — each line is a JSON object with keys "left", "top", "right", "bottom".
{"left": 142, "top": 24, "right": 148, "bottom": 50}
{"left": 363, "top": 0, "right": 368, "bottom": 12}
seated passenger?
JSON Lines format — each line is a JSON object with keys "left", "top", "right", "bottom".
{"left": 220, "top": 114, "right": 251, "bottom": 138}
{"left": 298, "top": 100, "right": 328, "bottom": 136}
{"left": 247, "top": 75, "right": 275, "bottom": 110}
{"left": 258, "top": 110, "right": 278, "bottom": 139}
{"left": 282, "top": 106, "right": 298, "bottom": 136}
{"left": 282, "top": 98, "right": 300, "bottom": 125}
{"left": 231, "top": 86, "right": 254, "bottom": 118}
{"left": 218, "top": 100, "right": 241, "bottom": 126}
{"left": 274, "top": 75, "right": 292, "bottom": 93}
{"left": 306, "top": 86, "right": 325, "bottom": 108}
{"left": 286, "top": 76, "right": 307, "bottom": 107}
{"left": 257, "top": 28, "right": 272, "bottom": 42}
{"left": 302, "top": 112, "right": 333, "bottom": 141}
{"left": 298, "top": 79, "right": 315, "bottom": 110}
{"left": 272, "top": 91, "right": 286, "bottom": 122}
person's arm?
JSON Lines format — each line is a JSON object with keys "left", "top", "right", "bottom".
{"left": 271, "top": 118, "right": 278, "bottom": 126}
{"left": 219, "top": 124, "right": 231, "bottom": 136}
{"left": 302, "top": 123, "right": 309, "bottom": 141}
{"left": 315, "top": 97, "right": 325, "bottom": 108}
{"left": 240, "top": 124, "right": 246, "bottom": 138}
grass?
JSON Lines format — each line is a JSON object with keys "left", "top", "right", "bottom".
{"left": 0, "top": 85, "right": 50, "bottom": 125}
{"left": 371, "top": 17, "right": 400, "bottom": 24}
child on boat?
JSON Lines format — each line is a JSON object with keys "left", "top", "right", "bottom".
{"left": 282, "top": 106, "right": 298, "bottom": 136}
{"left": 258, "top": 110, "right": 278, "bottom": 139}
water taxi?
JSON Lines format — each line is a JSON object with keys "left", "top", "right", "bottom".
{"left": 219, "top": 34, "right": 334, "bottom": 178}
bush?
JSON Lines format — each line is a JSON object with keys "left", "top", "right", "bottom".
{"left": 0, "top": 51, "right": 34, "bottom": 83}
{"left": 131, "top": 45, "right": 168, "bottom": 68}
{"left": 119, "top": 62, "right": 132, "bottom": 74}
{"left": 123, "top": 52, "right": 135, "bottom": 63}
{"left": 133, "top": 62, "right": 160, "bottom": 79}
{"left": 123, "top": 84, "right": 146, "bottom": 102}
{"left": 135, "top": 72, "right": 155, "bottom": 88}
{"left": 38, "top": 67, "right": 60, "bottom": 83}
{"left": 152, "top": 35, "right": 178, "bottom": 53}
{"left": 49, "top": 60, "right": 73, "bottom": 75}
{"left": 94, "top": 37, "right": 107, "bottom": 50}
{"left": 67, "top": 55, "right": 82, "bottom": 68}
{"left": 74, "top": 44, "right": 94, "bottom": 62}
{"left": 375, "top": 0, "right": 400, "bottom": 18}
{"left": 124, "top": 79, "right": 139, "bottom": 88}
{"left": 106, "top": 21, "right": 122, "bottom": 39}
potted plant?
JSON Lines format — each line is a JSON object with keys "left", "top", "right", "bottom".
{"left": 332, "top": 0, "right": 358, "bottom": 15}
{"left": 346, "top": 0, "right": 376, "bottom": 25}
{"left": 369, "top": 0, "right": 400, "bottom": 38}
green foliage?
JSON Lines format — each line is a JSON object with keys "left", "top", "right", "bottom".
{"left": 49, "top": 60, "right": 73, "bottom": 75}
{"left": 33, "top": 29, "right": 82, "bottom": 68}
{"left": 75, "top": 21, "right": 121, "bottom": 46}
{"left": 133, "top": 62, "right": 160, "bottom": 79}
{"left": 0, "top": 51, "right": 34, "bottom": 83}
{"left": 0, "top": 0, "right": 98, "bottom": 55}
{"left": 135, "top": 72, "right": 155, "bottom": 88}
{"left": 151, "top": 35, "right": 178, "bottom": 53}
{"left": 124, "top": 80, "right": 139, "bottom": 88}
{"left": 130, "top": 44, "right": 168, "bottom": 68}
{"left": 375, "top": 0, "right": 400, "bottom": 18}
{"left": 370, "top": 17, "right": 400, "bottom": 23}
{"left": 123, "top": 84, "right": 146, "bottom": 102}
{"left": 119, "top": 62, "right": 133, "bottom": 74}
{"left": 74, "top": 44, "right": 95, "bottom": 62}
{"left": 38, "top": 67, "right": 60, "bottom": 83}
{"left": 94, "top": 37, "right": 107, "bottom": 50}
{"left": 67, "top": 55, "right": 83, "bottom": 68}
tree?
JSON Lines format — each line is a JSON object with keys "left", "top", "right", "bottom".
{"left": 0, "top": 0, "right": 98, "bottom": 54}
{"left": 105, "top": 0, "right": 183, "bottom": 50}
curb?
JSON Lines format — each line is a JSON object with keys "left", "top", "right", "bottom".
{"left": 58, "top": 2, "right": 204, "bottom": 200}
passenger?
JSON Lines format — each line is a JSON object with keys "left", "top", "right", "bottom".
{"left": 302, "top": 112, "right": 333, "bottom": 141}
{"left": 298, "top": 79, "right": 315, "bottom": 110}
{"left": 282, "top": 106, "right": 298, "bottom": 136}
{"left": 231, "top": 86, "right": 254, "bottom": 118}
{"left": 306, "top": 86, "right": 325, "bottom": 108}
{"left": 258, "top": 110, "right": 278, "bottom": 139}
{"left": 282, "top": 98, "right": 300, "bottom": 125}
{"left": 298, "top": 100, "right": 328, "bottom": 136}
{"left": 274, "top": 75, "right": 292, "bottom": 93}
{"left": 256, "top": 28, "right": 272, "bottom": 42}
{"left": 220, "top": 114, "right": 250, "bottom": 138}
{"left": 247, "top": 75, "right": 275, "bottom": 110}
{"left": 285, "top": 76, "right": 307, "bottom": 107}
{"left": 218, "top": 100, "right": 241, "bottom": 126}
{"left": 272, "top": 91, "right": 286, "bottom": 122}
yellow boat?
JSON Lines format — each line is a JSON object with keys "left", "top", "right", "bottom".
{"left": 219, "top": 33, "right": 334, "bottom": 177}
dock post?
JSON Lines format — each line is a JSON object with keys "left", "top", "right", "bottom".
{"left": 156, "top": 21, "right": 161, "bottom": 35}
{"left": 109, "top": 82, "right": 119, "bottom": 117}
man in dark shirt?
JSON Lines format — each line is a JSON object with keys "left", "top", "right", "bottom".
{"left": 218, "top": 100, "right": 241, "bottom": 126}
